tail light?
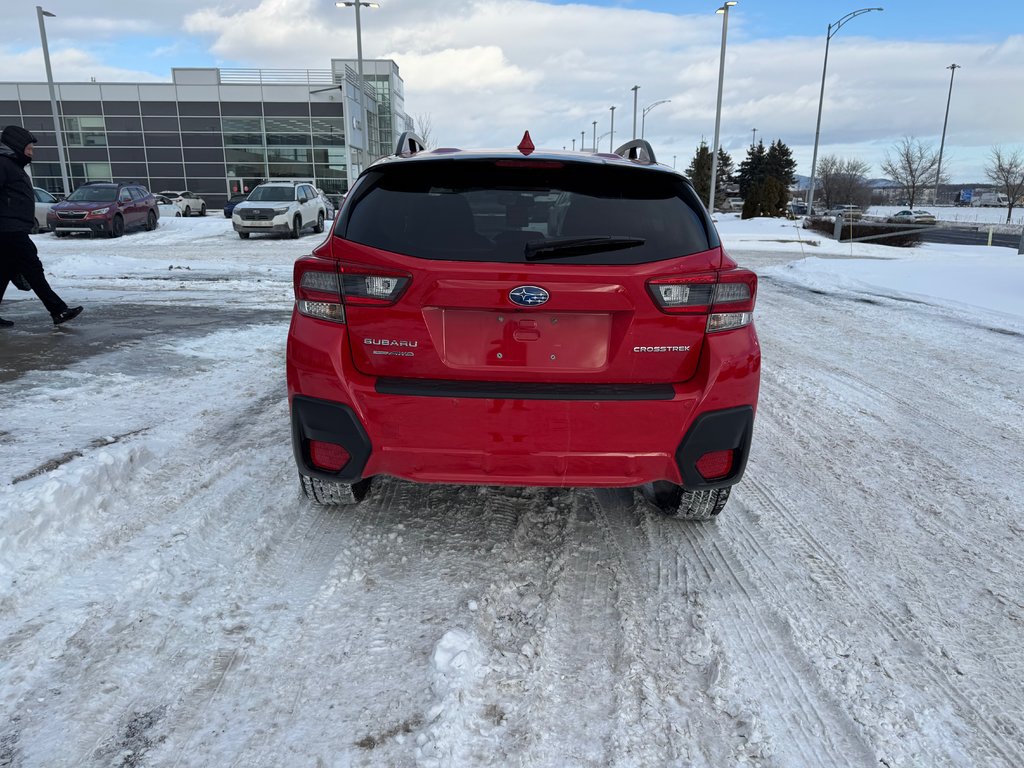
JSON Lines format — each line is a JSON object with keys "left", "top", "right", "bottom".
{"left": 647, "top": 268, "right": 757, "bottom": 333}
{"left": 294, "top": 257, "right": 410, "bottom": 323}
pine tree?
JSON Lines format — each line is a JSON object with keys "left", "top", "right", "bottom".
{"left": 714, "top": 147, "right": 734, "bottom": 209}
{"left": 738, "top": 139, "right": 796, "bottom": 217}
{"left": 685, "top": 141, "right": 713, "bottom": 204}
{"left": 737, "top": 141, "right": 767, "bottom": 199}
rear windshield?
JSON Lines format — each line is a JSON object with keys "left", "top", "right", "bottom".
{"left": 341, "top": 160, "right": 719, "bottom": 264}
{"left": 67, "top": 186, "right": 116, "bottom": 202}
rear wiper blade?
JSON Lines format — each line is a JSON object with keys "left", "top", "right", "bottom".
{"left": 524, "top": 235, "right": 645, "bottom": 260}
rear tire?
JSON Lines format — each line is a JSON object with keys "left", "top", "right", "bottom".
{"left": 640, "top": 482, "right": 731, "bottom": 521}
{"left": 300, "top": 474, "right": 372, "bottom": 506}
{"left": 145, "top": 210, "right": 157, "bottom": 231}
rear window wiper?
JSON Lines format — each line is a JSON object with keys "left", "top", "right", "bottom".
{"left": 524, "top": 235, "right": 646, "bottom": 261}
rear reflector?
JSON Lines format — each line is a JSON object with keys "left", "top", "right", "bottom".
{"left": 310, "top": 440, "right": 350, "bottom": 472}
{"left": 696, "top": 449, "right": 734, "bottom": 480}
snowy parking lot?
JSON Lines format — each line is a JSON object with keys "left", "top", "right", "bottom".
{"left": 1, "top": 215, "right": 1022, "bottom": 767}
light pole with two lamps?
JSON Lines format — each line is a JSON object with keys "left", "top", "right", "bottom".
{"left": 641, "top": 99, "right": 671, "bottom": 140}
{"left": 805, "top": 7, "right": 883, "bottom": 215}
{"left": 708, "top": 1, "right": 736, "bottom": 213}
{"left": 934, "top": 63, "right": 960, "bottom": 205}
{"left": 336, "top": 0, "right": 379, "bottom": 168}
{"left": 36, "top": 5, "right": 69, "bottom": 196}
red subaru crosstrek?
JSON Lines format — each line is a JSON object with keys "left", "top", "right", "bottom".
{"left": 286, "top": 133, "right": 760, "bottom": 520}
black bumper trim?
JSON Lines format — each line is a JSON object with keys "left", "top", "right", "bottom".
{"left": 675, "top": 406, "right": 755, "bottom": 490}
{"left": 375, "top": 378, "right": 674, "bottom": 401}
{"left": 291, "top": 395, "right": 372, "bottom": 482}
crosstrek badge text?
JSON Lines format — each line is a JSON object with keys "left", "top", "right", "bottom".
{"left": 634, "top": 345, "right": 691, "bottom": 352}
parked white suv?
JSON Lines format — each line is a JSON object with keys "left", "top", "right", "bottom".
{"left": 232, "top": 182, "right": 326, "bottom": 239}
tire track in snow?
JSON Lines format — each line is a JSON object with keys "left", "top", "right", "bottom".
{"left": 673, "top": 509, "right": 877, "bottom": 767}
{"left": 733, "top": 476, "right": 1024, "bottom": 767}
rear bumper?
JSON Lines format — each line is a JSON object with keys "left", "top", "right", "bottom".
{"left": 288, "top": 314, "right": 759, "bottom": 489}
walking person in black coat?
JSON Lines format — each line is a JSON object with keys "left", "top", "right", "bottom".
{"left": 0, "top": 124, "right": 82, "bottom": 327}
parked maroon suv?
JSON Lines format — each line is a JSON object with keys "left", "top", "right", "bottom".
{"left": 48, "top": 181, "right": 159, "bottom": 237}
{"left": 286, "top": 132, "right": 761, "bottom": 521}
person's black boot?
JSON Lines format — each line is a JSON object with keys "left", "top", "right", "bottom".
{"left": 52, "top": 306, "right": 83, "bottom": 325}
{"left": 0, "top": 317, "right": 13, "bottom": 327}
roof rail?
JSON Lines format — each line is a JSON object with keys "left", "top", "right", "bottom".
{"left": 394, "top": 131, "right": 426, "bottom": 157}
{"left": 613, "top": 139, "right": 658, "bottom": 165}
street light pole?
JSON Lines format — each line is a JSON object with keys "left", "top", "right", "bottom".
{"left": 36, "top": 5, "right": 69, "bottom": 196}
{"left": 581, "top": 130, "right": 585, "bottom": 151}
{"left": 708, "top": 1, "right": 737, "bottom": 213}
{"left": 641, "top": 99, "right": 671, "bottom": 140}
{"left": 934, "top": 63, "right": 960, "bottom": 206}
{"left": 751, "top": 127, "right": 757, "bottom": 148}
{"left": 592, "top": 121, "right": 597, "bottom": 152}
{"left": 609, "top": 106, "right": 615, "bottom": 152}
{"left": 631, "top": 85, "right": 640, "bottom": 140}
{"left": 336, "top": 1, "right": 380, "bottom": 169}
{"left": 806, "top": 7, "right": 883, "bottom": 215}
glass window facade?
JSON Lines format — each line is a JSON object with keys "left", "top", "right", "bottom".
{"left": 8, "top": 62, "right": 405, "bottom": 201}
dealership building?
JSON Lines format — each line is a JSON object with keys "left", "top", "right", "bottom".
{"left": 0, "top": 59, "right": 411, "bottom": 206}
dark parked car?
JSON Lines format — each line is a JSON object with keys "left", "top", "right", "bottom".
{"left": 223, "top": 193, "right": 249, "bottom": 218}
{"left": 48, "top": 182, "right": 159, "bottom": 237}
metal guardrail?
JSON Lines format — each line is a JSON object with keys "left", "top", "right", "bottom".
{"left": 218, "top": 69, "right": 336, "bottom": 85}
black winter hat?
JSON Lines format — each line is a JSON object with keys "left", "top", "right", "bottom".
{"left": 1, "top": 125, "right": 39, "bottom": 153}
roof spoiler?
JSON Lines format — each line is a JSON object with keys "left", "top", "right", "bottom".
{"left": 613, "top": 139, "right": 657, "bottom": 165}
{"left": 394, "top": 131, "right": 426, "bottom": 157}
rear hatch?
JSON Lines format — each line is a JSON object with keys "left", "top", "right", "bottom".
{"left": 331, "top": 157, "right": 724, "bottom": 384}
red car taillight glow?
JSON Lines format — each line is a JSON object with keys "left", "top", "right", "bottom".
{"left": 294, "top": 259, "right": 411, "bottom": 323}
{"left": 647, "top": 269, "right": 757, "bottom": 333}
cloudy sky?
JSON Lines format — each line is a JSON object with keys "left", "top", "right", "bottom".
{"left": 3, "top": 0, "right": 1022, "bottom": 181}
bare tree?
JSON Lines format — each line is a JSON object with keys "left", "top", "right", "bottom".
{"left": 984, "top": 146, "right": 1024, "bottom": 223}
{"left": 881, "top": 137, "right": 944, "bottom": 209}
{"left": 816, "top": 154, "right": 872, "bottom": 211}
{"left": 414, "top": 113, "right": 437, "bottom": 149}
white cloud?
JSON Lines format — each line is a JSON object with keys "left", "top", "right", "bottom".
{"left": 2, "top": 0, "right": 1020, "bottom": 180}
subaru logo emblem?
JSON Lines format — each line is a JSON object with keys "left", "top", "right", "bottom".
{"left": 509, "top": 285, "right": 549, "bottom": 307}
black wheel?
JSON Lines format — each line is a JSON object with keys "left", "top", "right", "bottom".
{"left": 238, "top": 231, "right": 250, "bottom": 239}
{"left": 300, "top": 474, "right": 372, "bottom": 506}
{"left": 184, "top": 205, "right": 192, "bottom": 217}
{"left": 290, "top": 214, "right": 301, "bottom": 239}
{"left": 199, "top": 204, "right": 207, "bottom": 217}
{"left": 313, "top": 211, "right": 325, "bottom": 234}
{"left": 32, "top": 218, "right": 40, "bottom": 234}
{"left": 54, "top": 231, "right": 68, "bottom": 238}
{"left": 640, "top": 482, "right": 731, "bottom": 521}
{"left": 109, "top": 215, "right": 125, "bottom": 238}
{"left": 145, "top": 210, "right": 157, "bottom": 231}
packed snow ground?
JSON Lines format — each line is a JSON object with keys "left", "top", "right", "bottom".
{"left": 1, "top": 215, "right": 1022, "bottom": 767}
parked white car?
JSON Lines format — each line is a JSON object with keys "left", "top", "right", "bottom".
{"left": 232, "top": 181, "right": 326, "bottom": 239}
{"left": 154, "top": 194, "right": 184, "bottom": 218}
{"left": 32, "top": 187, "right": 59, "bottom": 233}
{"left": 159, "top": 190, "right": 207, "bottom": 217}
